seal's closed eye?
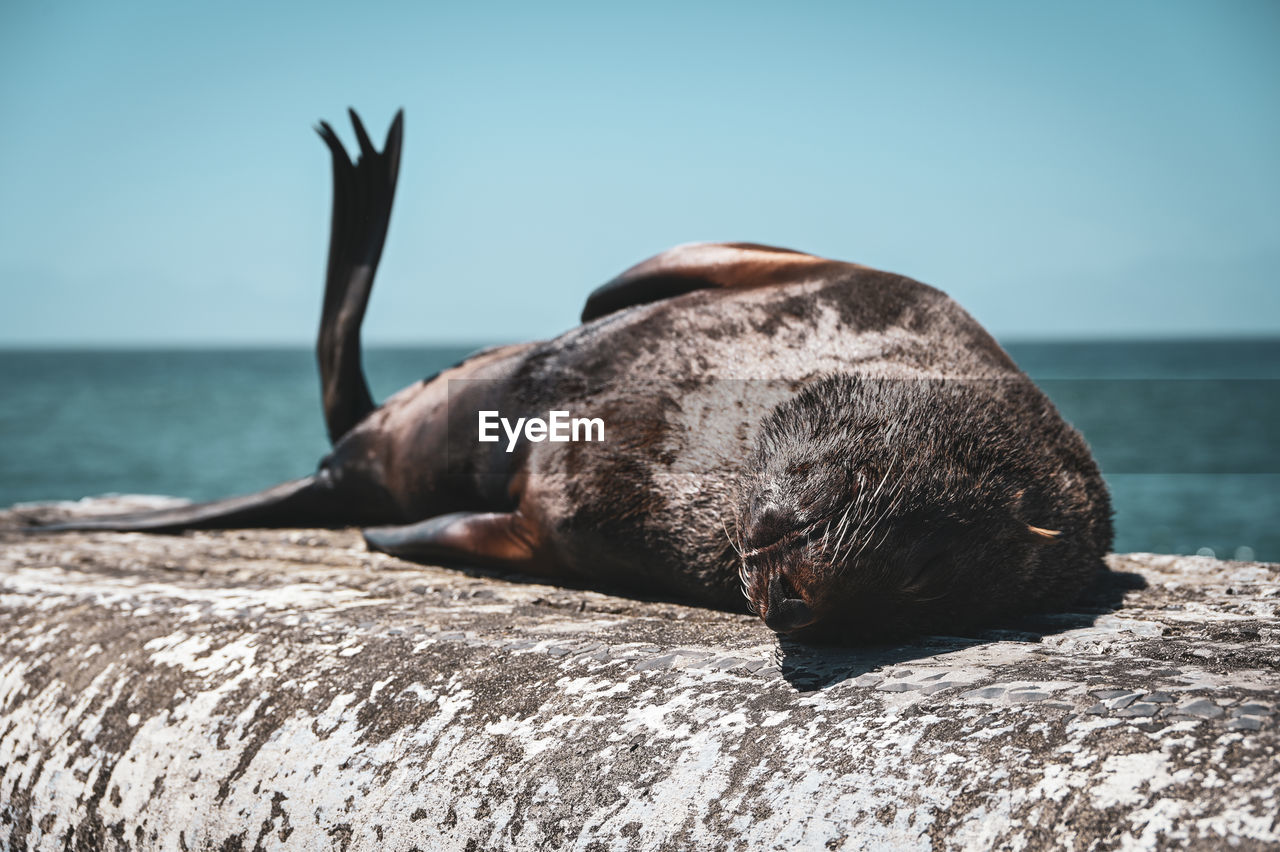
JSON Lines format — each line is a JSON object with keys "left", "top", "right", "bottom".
{"left": 745, "top": 502, "right": 794, "bottom": 551}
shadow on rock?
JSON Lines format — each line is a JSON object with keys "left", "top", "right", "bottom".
{"left": 776, "top": 567, "right": 1148, "bottom": 692}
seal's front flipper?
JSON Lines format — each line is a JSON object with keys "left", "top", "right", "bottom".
{"left": 31, "top": 476, "right": 349, "bottom": 533}
{"left": 363, "top": 511, "right": 560, "bottom": 577}
{"left": 315, "top": 109, "right": 404, "bottom": 444}
{"left": 580, "top": 242, "right": 846, "bottom": 322}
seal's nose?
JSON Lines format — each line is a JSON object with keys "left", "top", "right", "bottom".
{"left": 763, "top": 574, "right": 815, "bottom": 632}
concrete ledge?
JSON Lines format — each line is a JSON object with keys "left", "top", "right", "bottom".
{"left": 1, "top": 498, "right": 1278, "bottom": 850}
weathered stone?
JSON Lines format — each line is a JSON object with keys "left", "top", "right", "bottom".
{"left": 1, "top": 498, "right": 1279, "bottom": 850}
{"left": 1104, "top": 691, "right": 1143, "bottom": 710}
{"left": 1227, "top": 717, "right": 1265, "bottom": 732}
{"left": 1234, "top": 703, "right": 1273, "bottom": 717}
{"left": 1176, "top": 698, "right": 1227, "bottom": 720}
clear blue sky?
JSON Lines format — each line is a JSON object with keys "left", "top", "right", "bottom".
{"left": 1, "top": 0, "right": 1277, "bottom": 345}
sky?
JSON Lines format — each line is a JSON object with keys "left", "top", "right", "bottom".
{"left": 1, "top": 0, "right": 1277, "bottom": 346}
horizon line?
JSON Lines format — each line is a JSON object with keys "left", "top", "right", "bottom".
{"left": 3, "top": 333, "right": 1280, "bottom": 351}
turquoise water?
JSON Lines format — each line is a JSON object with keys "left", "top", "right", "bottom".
{"left": 1, "top": 342, "right": 1277, "bottom": 561}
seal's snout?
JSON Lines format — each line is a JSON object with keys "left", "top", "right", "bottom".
{"left": 763, "top": 573, "right": 816, "bottom": 633}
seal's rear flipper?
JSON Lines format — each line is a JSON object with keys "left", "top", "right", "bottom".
{"left": 30, "top": 476, "right": 346, "bottom": 533}
{"left": 315, "top": 109, "right": 404, "bottom": 444}
{"left": 363, "top": 511, "right": 562, "bottom": 578}
{"left": 580, "top": 242, "right": 846, "bottom": 322}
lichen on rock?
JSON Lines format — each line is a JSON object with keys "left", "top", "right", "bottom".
{"left": 1, "top": 498, "right": 1277, "bottom": 850}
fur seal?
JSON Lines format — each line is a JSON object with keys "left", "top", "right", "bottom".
{"left": 38, "top": 109, "right": 1113, "bottom": 641}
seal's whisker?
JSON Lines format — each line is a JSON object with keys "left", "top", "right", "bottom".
{"left": 865, "top": 458, "right": 897, "bottom": 512}
{"left": 853, "top": 458, "right": 896, "bottom": 533}
{"left": 845, "top": 463, "right": 897, "bottom": 564}
{"left": 868, "top": 472, "right": 914, "bottom": 558}
{"left": 832, "top": 506, "right": 854, "bottom": 555}
{"left": 829, "top": 467, "right": 870, "bottom": 559}
{"left": 741, "top": 573, "right": 759, "bottom": 613}
{"left": 829, "top": 497, "right": 859, "bottom": 565}
{"left": 722, "top": 513, "right": 743, "bottom": 558}
{"left": 825, "top": 505, "right": 844, "bottom": 548}
{"left": 850, "top": 456, "right": 910, "bottom": 565}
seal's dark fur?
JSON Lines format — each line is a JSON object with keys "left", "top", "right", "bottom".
{"left": 737, "top": 375, "right": 1111, "bottom": 639}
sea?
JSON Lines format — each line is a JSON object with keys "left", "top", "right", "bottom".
{"left": 1, "top": 341, "right": 1276, "bottom": 562}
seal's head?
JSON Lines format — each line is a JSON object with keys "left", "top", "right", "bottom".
{"left": 732, "top": 374, "right": 1109, "bottom": 641}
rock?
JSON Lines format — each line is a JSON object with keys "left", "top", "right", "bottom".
{"left": 1, "top": 497, "right": 1278, "bottom": 850}
{"left": 1175, "top": 698, "right": 1227, "bottom": 720}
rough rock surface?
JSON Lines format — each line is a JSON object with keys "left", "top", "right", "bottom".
{"left": 1, "top": 497, "right": 1277, "bottom": 851}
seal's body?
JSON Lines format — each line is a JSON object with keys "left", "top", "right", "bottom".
{"left": 42, "top": 111, "right": 1112, "bottom": 641}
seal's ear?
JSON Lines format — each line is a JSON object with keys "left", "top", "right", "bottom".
{"left": 1010, "top": 488, "right": 1062, "bottom": 543}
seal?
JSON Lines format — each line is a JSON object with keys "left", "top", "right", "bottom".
{"left": 38, "top": 109, "right": 1113, "bottom": 641}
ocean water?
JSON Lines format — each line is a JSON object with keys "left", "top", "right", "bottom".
{"left": 1, "top": 342, "right": 1276, "bottom": 561}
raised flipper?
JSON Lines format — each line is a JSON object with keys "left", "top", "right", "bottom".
{"left": 580, "top": 242, "right": 850, "bottom": 322}
{"left": 315, "top": 109, "right": 404, "bottom": 444}
{"left": 29, "top": 476, "right": 350, "bottom": 533}
{"left": 363, "top": 511, "right": 561, "bottom": 577}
